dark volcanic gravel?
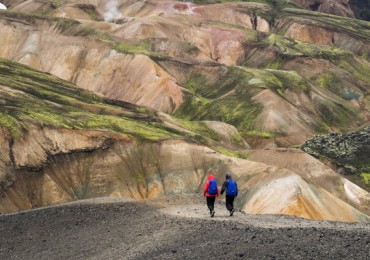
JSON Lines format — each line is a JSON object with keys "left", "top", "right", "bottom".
{"left": 0, "top": 196, "right": 369, "bottom": 260}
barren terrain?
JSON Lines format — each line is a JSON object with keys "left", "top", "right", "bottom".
{"left": 0, "top": 195, "right": 369, "bottom": 259}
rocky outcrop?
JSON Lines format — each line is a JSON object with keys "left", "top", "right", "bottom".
{"left": 293, "top": 0, "right": 370, "bottom": 21}
{"left": 349, "top": 0, "right": 370, "bottom": 21}
{"left": 293, "top": 0, "right": 355, "bottom": 18}
{"left": 302, "top": 127, "right": 370, "bottom": 171}
{"left": 301, "top": 127, "right": 370, "bottom": 191}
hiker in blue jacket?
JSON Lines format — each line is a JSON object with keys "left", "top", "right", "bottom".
{"left": 220, "top": 173, "right": 238, "bottom": 216}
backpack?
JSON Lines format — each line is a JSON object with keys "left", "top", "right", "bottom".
{"left": 208, "top": 179, "right": 217, "bottom": 195}
{"left": 226, "top": 180, "right": 237, "bottom": 196}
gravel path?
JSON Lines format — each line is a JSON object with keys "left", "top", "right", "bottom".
{"left": 0, "top": 195, "right": 369, "bottom": 259}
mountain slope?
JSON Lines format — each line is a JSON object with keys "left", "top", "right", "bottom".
{"left": 1, "top": 1, "right": 369, "bottom": 146}
{"left": 0, "top": 59, "right": 368, "bottom": 221}
{"left": 0, "top": 1, "right": 369, "bottom": 222}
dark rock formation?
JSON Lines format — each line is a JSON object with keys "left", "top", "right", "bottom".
{"left": 349, "top": 0, "right": 370, "bottom": 21}
{"left": 301, "top": 127, "right": 370, "bottom": 188}
{"left": 293, "top": 0, "right": 370, "bottom": 21}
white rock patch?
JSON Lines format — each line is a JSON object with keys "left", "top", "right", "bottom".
{"left": 343, "top": 179, "right": 362, "bottom": 205}
{"left": 0, "top": 3, "right": 7, "bottom": 10}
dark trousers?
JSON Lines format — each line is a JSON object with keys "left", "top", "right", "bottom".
{"left": 226, "top": 195, "right": 235, "bottom": 212}
{"left": 206, "top": 196, "right": 216, "bottom": 213}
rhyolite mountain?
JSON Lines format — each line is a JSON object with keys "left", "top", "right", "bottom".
{"left": 0, "top": 0, "right": 369, "bottom": 222}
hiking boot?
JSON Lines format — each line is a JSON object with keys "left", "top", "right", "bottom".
{"left": 230, "top": 209, "right": 235, "bottom": 216}
{"left": 211, "top": 210, "right": 215, "bottom": 218}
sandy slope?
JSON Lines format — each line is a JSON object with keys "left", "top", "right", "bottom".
{"left": 0, "top": 195, "right": 369, "bottom": 259}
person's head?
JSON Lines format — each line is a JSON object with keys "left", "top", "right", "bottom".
{"left": 226, "top": 173, "right": 232, "bottom": 179}
{"left": 207, "top": 173, "right": 215, "bottom": 180}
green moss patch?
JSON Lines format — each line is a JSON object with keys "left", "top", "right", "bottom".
{"left": 196, "top": 92, "right": 262, "bottom": 135}
{"left": 338, "top": 58, "right": 370, "bottom": 84}
{"left": 230, "top": 133, "right": 246, "bottom": 146}
{"left": 184, "top": 67, "right": 254, "bottom": 99}
{"left": 75, "top": 4, "right": 102, "bottom": 21}
{"left": 266, "top": 69, "right": 309, "bottom": 93}
{"left": 174, "top": 119, "right": 221, "bottom": 141}
{"left": 113, "top": 42, "right": 169, "bottom": 60}
{"left": 316, "top": 72, "right": 342, "bottom": 90}
{"left": 244, "top": 130, "right": 276, "bottom": 138}
{"left": 175, "top": 66, "right": 263, "bottom": 134}
{"left": 314, "top": 100, "right": 359, "bottom": 130}
{"left": 240, "top": 67, "right": 310, "bottom": 95}
{"left": 263, "top": 34, "right": 352, "bottom": 60}
{"left": 362, "top": 172, "right": 370, "bottom": 185}
{"left": 314, "top": 72, "right": 363, "bottom": 101}
{"left": 0, "top": 111, "right": 24, "bottom": 138}
{"left": 213, "top": 146, "right": 248, "bottom": 159}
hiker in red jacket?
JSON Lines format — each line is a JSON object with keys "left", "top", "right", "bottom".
{"left": 203, "top": 173, "right": 219, "bottom": 217}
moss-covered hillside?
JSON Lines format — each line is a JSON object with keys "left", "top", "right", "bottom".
{"left": 1, "top": 1, "right": 370, "bottom": 148}
{"left": 0, "top": 58, "right": 226, "bottom": 145}
{"left": 173, "top": 28, "right": 368, "bottom": 140}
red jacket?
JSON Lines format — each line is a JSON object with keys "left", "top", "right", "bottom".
{"left": 203, "top": 174, "right": 219, "bottom": 198}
